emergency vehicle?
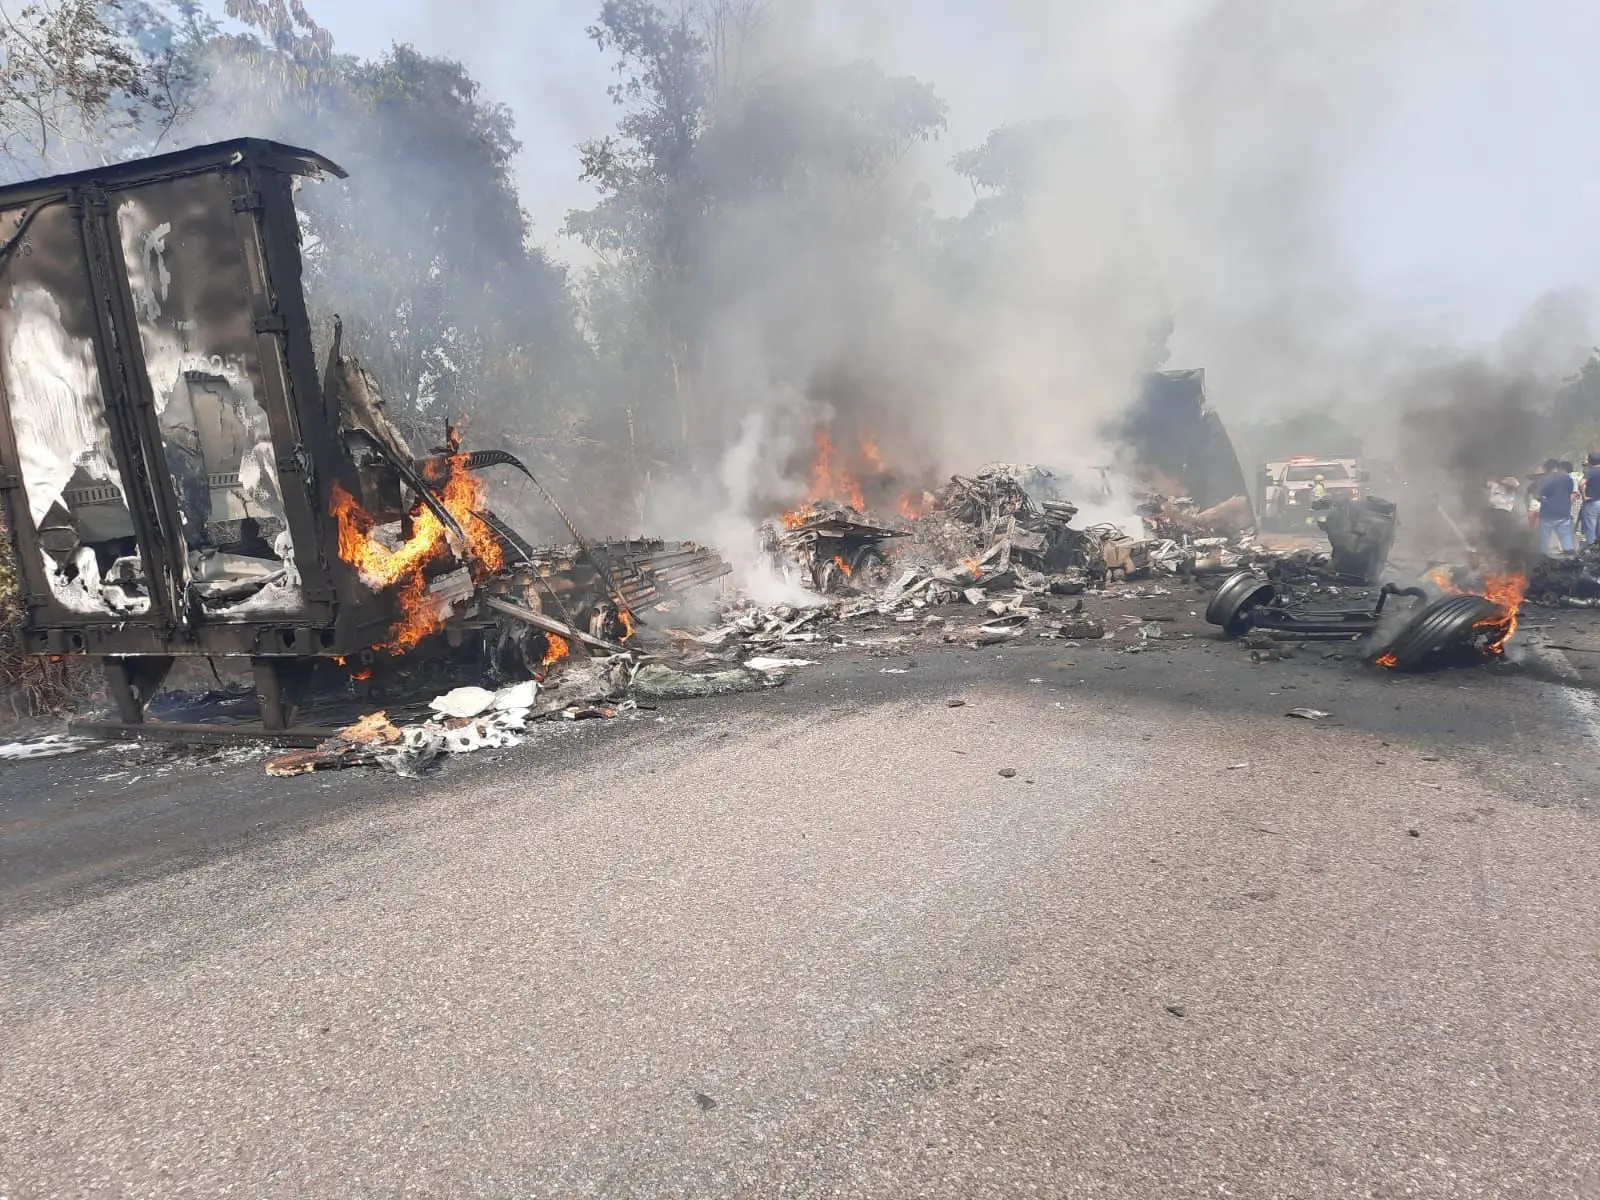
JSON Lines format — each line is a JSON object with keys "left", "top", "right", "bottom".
{"left": 1260, "top": 457, "right": 1366, "bottom": 529}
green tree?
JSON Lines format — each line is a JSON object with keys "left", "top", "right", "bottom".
{"left": 109, "top": 0, "right": 219, "bottom": 151}
{"left": 0, "top": 0, "right": 189, "bottom": 178}
{"left": 1550, "top": 350, "right": 1600, "bottom": 462}
{"left": 161, "top": 10, "right": 588, "bottom": 445}
{"left": 292, "top": 46, "right": 560, "bottom": 425}
{"left": 566, "top": 0, "right": 709, "bottom": 447}
{"left": 567, "top": 0, "right": 945, "bottom": 452}
{"left": 214, "top": 0, "right": 335, "bottom": 107}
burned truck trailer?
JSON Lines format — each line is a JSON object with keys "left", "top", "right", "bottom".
{"left": 0, "top": 139, "right": 725, "bottom": 732}
{"left": 0, "top": 139, "right": 376, "bottom": 724}
{"left": 1118, "top": 369, "right": 1255, "bottom": 519}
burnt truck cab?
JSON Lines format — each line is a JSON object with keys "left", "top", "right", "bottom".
{"left": 0, "top": 139, "right": 416, "bottom": 726}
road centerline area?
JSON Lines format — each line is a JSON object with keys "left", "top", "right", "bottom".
{"left": 4, "top": 637, "right": 1598, "bottom": 1198}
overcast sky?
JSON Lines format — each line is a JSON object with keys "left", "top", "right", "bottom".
{"left": 303, "top": 0, "right": 1600, "bottom": 354}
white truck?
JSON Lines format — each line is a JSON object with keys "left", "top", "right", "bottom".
{"left": 1260, "top": 457, "right": 1367, "bottom": 530}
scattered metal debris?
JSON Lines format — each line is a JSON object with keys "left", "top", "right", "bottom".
{"left": 0, "top": 732, "right": 94, "bottom": 760}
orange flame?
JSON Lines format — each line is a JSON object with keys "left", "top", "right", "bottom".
{"left": 962, "top": 558, "right": 983, "bottom": 580}
{"left": 1380, "top": 568, "right": 1528, "bottom": 668}
{"left": 1430, "top": 568, "right": 1527, "bottom": 653}
{"left": 781, "top": 429, "right": 866, "bottom": 527}
{"left": 808, "top": 430, "right": 865, "bottom": 511}
{"left": 859, "top": 433, "right": 886, "bottom": 473}
{"left": 619, "top": 609, "right": 637, "bottom": 641}
{"left": 329, "top": 452, "right": 505, "bottom": 654}
{"left": 833, "top": 554, "right": 853, "bottom": 577}
{"left": 897, "top": 493, "right": 929, "bottom": 521}
{"left": 1475, "top": 572, "right": 1526, "bottom": 653}
{"left": 542, "top": 633, "right": 570, "bottom": 667}
{"left": 332, "top": 654, "right": 372, "bottom": 681}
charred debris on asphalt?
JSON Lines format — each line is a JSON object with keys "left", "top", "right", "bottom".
{"left": 0, "top": 140, "right": 1564, "bottom": 777}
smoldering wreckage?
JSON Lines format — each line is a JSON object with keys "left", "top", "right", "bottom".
{"left": 0, "top": 141, "right": 1559, "bottom": 778}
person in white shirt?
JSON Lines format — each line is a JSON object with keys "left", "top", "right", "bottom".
{"left": 1486, "top": 475, "right": 1525, "bottom": 554}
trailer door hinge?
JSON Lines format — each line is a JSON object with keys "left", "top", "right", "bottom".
{"left": 253, "top": 313, "right": 287, "bottom": 334}
{"left": 231, "top": 191, "right": 263, "bottom": 213}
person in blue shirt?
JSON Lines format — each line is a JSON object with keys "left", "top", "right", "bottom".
{"left": 1582, "top": 452, "right": 1600, "bottom": 547}
{"left": 1574, "top": 454, "right": 1600, "bottom": 547}
{"left": 1536, "top": 459, "right": 1576, "bottom": 554}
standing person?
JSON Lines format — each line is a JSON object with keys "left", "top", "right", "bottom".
{"left": 1304, "top": 473, "right": 1327, "bottom": 528}
{"left": 1486, "top": 475, "right": 1535, "bottom": 569}
{"left": 1536, "top": 459, "right": 1576, "bottom": 555}
{"left": 1486, "top": 476, "right": 1522, "bottom": 548}
{"left": 1582, "top": 452, "right": 1600, "bottom": 547}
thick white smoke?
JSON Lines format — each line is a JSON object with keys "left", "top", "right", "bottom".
{"left": 207, "top": 0, "right": 1600, "bottom": 558}
{"left": 612, "top": 0, "right": 1457, "bottom": 545}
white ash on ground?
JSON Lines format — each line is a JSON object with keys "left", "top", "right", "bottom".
{"left": 264, "top": 653, "right": 800, "bottom": 778}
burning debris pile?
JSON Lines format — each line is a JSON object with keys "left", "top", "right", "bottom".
{"left": 1526, "top": 545, "right": 1600, "bottom": 607}
{"left": 299, "top": 353, "right": 738, "bottom": 722}
{"left": 715, "top": 448, "right": 1233, "bottom": 654}
{"left": 763, "top": 453, "right": 1199, "bottom": 599}
{"left": 753, "top": 411, "right": 1392, "bottom": 628}
{"left": 760, "top": 503, "right": 906, "bottom": 593}
{"left": 928, "top": 468, "right": 1119, "bottom": 575}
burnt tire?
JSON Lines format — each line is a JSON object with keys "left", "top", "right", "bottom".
{"left": 1205, "top": 570, "right": 1277, "bottom": 636}
{"left": 849, "top": 544, "right": 891, "bottom": 588}
{"left": 1375, "top": 593, "right": 1501, "bottom": 670}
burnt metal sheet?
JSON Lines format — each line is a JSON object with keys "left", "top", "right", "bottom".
{"left": 0, "top": 195, "right": 156, "bottom": 622}
{"left": 0, "top": 139, "right": 345, "bottom": 211}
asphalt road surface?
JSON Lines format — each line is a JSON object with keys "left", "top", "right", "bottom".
{"left": 4, "top": 592, "right": 1600, "bottom": 1198}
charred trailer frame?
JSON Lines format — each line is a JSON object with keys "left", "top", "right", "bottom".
{"left": 1117, "top": 369, "right": 1255, "bottom": 520}
{"left": 0, "top": 139, "right": 406, "bottom": 728}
